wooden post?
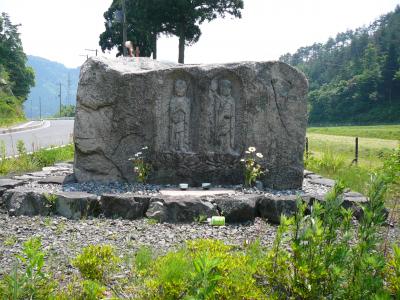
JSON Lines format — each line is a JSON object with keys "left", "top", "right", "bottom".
{"left": 354, "top": 137, "right": 359, "bottom": 165}
{"left": 305, "top": 137, "right": 309, "bottom": 159}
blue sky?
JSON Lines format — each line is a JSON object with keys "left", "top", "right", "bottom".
{"left": 1, "top": 0, "right": 399, "bottom": 67}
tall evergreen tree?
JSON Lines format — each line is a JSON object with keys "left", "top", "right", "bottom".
{"left": 0, "top": 12, "right": 34, "bottom": 100}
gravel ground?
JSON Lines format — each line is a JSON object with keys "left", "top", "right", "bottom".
{"left": 0, "top": 212, "right": 398, "bottom": 289}
{"left": 0, "top": 213, "right": 276, "bottom": 281}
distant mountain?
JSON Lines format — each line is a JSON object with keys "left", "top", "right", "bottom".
{"left": 24, "top": 56, "right": 80, "bottom": 118}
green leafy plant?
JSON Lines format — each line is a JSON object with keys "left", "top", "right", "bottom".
{"left": 134, "top": 246, "right": 153, "bottom": 273}
{"left": 72, "top": 244, "right": 120, "bottom": 282}
{"left": 386, "top": 244, "right": 400, "bottom": 298}
{"left": 3, "top": 235, "right": 17, "bottom": 246}
{"left": 146, "top": 218, "right": 158, "bottom": 225}
{"left": 142, "top": 249, "right": 193, "bottom": 299}
{"left": 0, "top": 140, "right": 7, "bottom": 174}
{"left": 0, "top": 237, "right": 55, "bottom": 299}
{"left": 16, "top": 140, "right": 27, "bottom": 157}
{"left": 241, "top": 146, "right": 265, "bottom": 187}
{"left": 185, "top": 255, "right": 222, "bottom": 300}
{"left": 194, "top": 214, "right": 207, "bottom": 224}
{"left": 43, "top": 193, "right": 58, "bottom": 212}
{"left": 129, "top": 146, "right": 152, "bottom": 183}
{"left": 81, "top": 279, "right": 107, "bottom": 300}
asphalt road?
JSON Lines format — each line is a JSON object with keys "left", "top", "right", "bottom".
{"left": 0, "top": 120, "right": 74, "bottom": 157}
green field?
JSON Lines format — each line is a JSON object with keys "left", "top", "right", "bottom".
{"left": 306, "top": 132, "right": 399, "bottom": 168}
{"left": 307, "top": 124, "right": 400, "bottom": 141}
{"left": 305, "top": 124, "right": 399, "bottom": 201}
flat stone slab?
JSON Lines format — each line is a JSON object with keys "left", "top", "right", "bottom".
{"left": 42, "top": 166, "right": 71, "bottom": 173}
{"left": 54, "top": 163, "right": 73, "bottom": 168}
{"left": 38, "top": 176, "right": 67, "bottom": 185}
{"left": 307, "top": 174, "right": 323, "bottom": 180}
{"left": 100, "top": 194, "right": 150, "bottom": 219}
{"left": 213, "top": 194, "right": 258, "bottom": 223}
{"left": 27, "top": 171, "right": 50, "bottom": 178}
{"left": 0, "top": 179, "right": 26, "bottom": 189}
{"left": 303, "top": 170, "right": 314, "bottom": 177}
{"left": 2, "top": 189, "right": 51, "bottom": 216}
{"left": 13, "top": 175, "right": 43, "bottom": 181}
{"left": 146, "top": 196, "right": 218, "bottom": 223}
{"left": 308, "top": 178, "right": 336, "bottom": 187}
{"left": 257, "top": 194, "right": 299, "bottom": 224}
{"left": 159, "top": 188, "right": 235, "bottom": 197}
{"left": 54, "top": 192, "right": 100, "bottom": 220}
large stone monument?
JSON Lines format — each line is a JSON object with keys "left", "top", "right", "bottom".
{"left": 74, "top": 57, "right": 308, "bottom": 189}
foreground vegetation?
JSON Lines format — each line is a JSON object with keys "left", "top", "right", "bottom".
{"left": 0, "top": 141, "right": 74, "bottom": 176}
{"left": 0, "top": 170, "right": 398, "bottom": 299}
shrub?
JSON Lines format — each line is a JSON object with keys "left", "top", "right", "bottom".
{"left": 142, "top": 249, "right": 193, "bottom": 300}
{"left": 72, "top": 244, "right": 120, "bottom": 282}
{"left": 0, "top": 237, "right": 56, "bottom": 299}
{"left": 141, "top": 239, "right": 265, "bottom": 300}
{"left": 386, "top": 244, "right": 400, "bottom": 298}
{"left": 54, "top": 278, "right": 107, "bottom": 300}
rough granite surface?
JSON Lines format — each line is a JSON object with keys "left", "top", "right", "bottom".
{"left": 74, "top": 57, "right": 308, "bottom": 189}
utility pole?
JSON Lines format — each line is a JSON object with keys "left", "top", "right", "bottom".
{"left": 67, "top": 73, "right": 71, "bottom": 106}
{"left": 122, "top": 0, "right": 127, "bottom": 57}
{"left": 85, "top": 49, "right": 98, "bottom": 57}
{"left": 39, "top": 97, "right": 42, "bottom": 120}
{"left": 30, "top": 98, "right": 33, "bottom": 119}
{"left": 59, "top": 83, "right": 62, "bottom": 117}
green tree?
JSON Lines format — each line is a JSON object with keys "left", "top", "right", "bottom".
{"left": 54, "top": 104, "right": 75, "bottom": 118}
{"left": 99, "top": 0, "right": 160, "bottom": 58}
{"left": 99, "top": 0, "right": 244, "bottom": 64}
{"left": 164, "top": 0, "right": 244, "bottom": 63}
{"left": 0, "top": 13, "right": 34, "bottom": 100}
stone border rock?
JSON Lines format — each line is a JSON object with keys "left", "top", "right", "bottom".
{"left": 0, "top": 165, "right": 373, "bottom": 224}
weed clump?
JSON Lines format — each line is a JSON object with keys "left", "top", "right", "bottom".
{"left": 72, "top": 244, "right": 120, "bottom": 282}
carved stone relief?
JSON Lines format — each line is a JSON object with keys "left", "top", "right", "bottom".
{"left": 214, "top": 79, "right": 235, "bottom": 153}
{"left": 74, "top": 57, "right": 308, "bottom": 189}
{"left": 169, "top": 79, "right": 190, "bottom": 152}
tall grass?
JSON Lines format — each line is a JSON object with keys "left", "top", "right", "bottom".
{"left": 0, "top": 140, "right": 74, "bottom": 176}
{"left": 307, "top": 132, "right": 398, "bottom": 169}
{"left": 305, "top": 150, "right": 371, "bottom": 193}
